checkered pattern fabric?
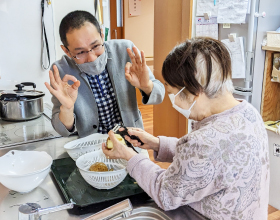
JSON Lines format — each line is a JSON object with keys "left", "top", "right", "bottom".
{"left": 86, "top": 68, "right": 122, "bottom": 134}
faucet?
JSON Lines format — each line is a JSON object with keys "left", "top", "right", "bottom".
{"left": 18, "top": 202, "right": 74, "bottom": 220}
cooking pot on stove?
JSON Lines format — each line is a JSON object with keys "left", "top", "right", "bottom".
{"left": 0, "top": 82, "right": 45, "bottom": 121}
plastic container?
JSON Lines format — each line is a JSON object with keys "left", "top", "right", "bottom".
{"left": 267, "top": 31, "right": 280, "bottom": 47}
{"left": 64, "top": 133, "right": 108, "bottom": 161}
{"left": 76, "top": 150, "right": 128, "bottom": 190}
{"left": 0, "top": 150, "right": 52, "bottom": 193}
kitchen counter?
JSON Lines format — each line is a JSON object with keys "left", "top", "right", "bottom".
{"left": 0, "top": 136, "right": 208, "bottom": 220}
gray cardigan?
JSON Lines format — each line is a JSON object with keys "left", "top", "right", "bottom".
{"left": 51, "top": 39, "right": 165, "bottom": 138}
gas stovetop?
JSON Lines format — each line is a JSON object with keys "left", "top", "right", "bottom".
{"left": 0, "top": 104, "right": 61, "bottom": 148}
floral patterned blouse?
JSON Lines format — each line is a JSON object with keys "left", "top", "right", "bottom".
{"left": 127, "top": 100, "right": 269, "bottom": 220}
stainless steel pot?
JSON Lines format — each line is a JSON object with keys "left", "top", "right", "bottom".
{"left": 0, "top": 82, "right": 45, "bottom": 121}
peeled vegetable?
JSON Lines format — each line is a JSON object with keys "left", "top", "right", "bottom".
{"left": 89, "top": 162, "right": 114, "bottom": 172}
{"left": 89, "top": 162, "right": 108, "bottom": 172}
{"left": 106, "top": 134, "right": 126, "bottom": 149}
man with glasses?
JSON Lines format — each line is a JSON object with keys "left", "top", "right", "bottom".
{"left": 45, "top": 10, "right": 165, "bottom": 138}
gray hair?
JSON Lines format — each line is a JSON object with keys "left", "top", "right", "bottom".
{"left": 195, "top": 53, "right": 234, "bottom": 98}
{"left": 162, "top": 37, "right": 234, "bottom": 98}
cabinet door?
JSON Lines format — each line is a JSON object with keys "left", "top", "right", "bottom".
{"left": 153, "top": 0, "right": 193, "bottom": 138}
{"left": 110, "top": 0, "right": 124, "bottom": 39}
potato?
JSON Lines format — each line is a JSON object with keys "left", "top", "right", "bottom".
{"left": 106, "top": 134, "right": 126, "bottom": 149}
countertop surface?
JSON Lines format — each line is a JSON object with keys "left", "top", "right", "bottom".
{"left": 0, "top": 134, "right": 208, "bottom": 220}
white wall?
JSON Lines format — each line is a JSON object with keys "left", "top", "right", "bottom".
{"left": 52, "top": 0, "right": 96, "bottom": 60}
{"left": 0, "top": 1, "right": 99, "bottom": 105}
{"left": 0, "top": 0, "right": 56, "bottom": 105}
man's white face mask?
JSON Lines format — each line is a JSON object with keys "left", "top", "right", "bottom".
{"left": 168, "top": 87, "right": 196, "bottom": 119}
{"left": 75, "top": 50, "right": 107, "bottom": 76}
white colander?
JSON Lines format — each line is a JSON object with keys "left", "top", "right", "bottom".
{"left": 76, "top": 150, "right": 128, "bottom": 190}
{"left": 64, "top": 133, "right": 108, "bottom": 161}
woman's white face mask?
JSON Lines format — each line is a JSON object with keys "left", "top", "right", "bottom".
{"left": 168, "top": 87, "right": 196, "bottom": 119}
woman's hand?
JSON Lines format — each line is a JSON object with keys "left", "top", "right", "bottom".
{"left": 125, "top": 46, "right": 153, "bottom": 96}
{"left": 44, "top": 65, "right": 80, "bottom": 110}
{"left": 102, "top": 130, "right": 137, "bottom": 161}
{"left": 124, "top": 127, "right": 160, "bottom": 152}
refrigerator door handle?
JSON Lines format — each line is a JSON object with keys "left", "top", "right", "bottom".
{"left": 245, "top": 52, "right": 254, "bottom": 83}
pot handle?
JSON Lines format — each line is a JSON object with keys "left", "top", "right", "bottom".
{"left": 21, "top": 82, "right": 36, "bottom": 89}
{"left": 0, "top": 94, "right": 20, "bottom": 101}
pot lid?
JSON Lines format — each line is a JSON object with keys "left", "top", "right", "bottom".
{"left": 0, "top": 82, "right": 45, "bottom": 99}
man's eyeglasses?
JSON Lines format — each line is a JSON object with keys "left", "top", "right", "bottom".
{"left": 66, "top": 44, "right": 104, "bottom": 60}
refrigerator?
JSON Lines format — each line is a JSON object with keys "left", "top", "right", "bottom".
{"left": 193, "top": 0, "right": 280, "bottom": 109}
{"left": 192, "top": 0, "right": 280, "bottom": 210}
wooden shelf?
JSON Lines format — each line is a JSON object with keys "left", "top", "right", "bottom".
{"left": 261, "top": 50, "right": 280, "bottom": 122}
{"left": 262, "top": 46, "right": 280, "bottom": 52}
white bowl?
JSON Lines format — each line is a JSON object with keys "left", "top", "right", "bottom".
{"left": 0, "top": 150, "right": 52, "bottom": 193}
{"left": 76, "top": 150, "right": 127, "bottom": 190}
{"left": 64, "top": 133, "right": 108, "bottom": 161}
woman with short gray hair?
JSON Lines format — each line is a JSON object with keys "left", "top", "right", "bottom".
{"left": 102, "top": 37, "right": 269, "bottom": 220}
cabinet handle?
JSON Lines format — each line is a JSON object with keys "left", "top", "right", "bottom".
{"left": 113, "top": 29, "right": 118, "bottom": 39}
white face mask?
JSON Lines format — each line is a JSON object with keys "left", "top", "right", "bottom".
{"left": 168, "top": 87, "right": 196, "bottom": 119}
{"left": 75, "top": 50, "right": 107, "bottom": 76}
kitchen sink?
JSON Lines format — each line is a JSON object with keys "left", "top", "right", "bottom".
{"left": 121, "top": 207, "right": 171, "bottom": 220}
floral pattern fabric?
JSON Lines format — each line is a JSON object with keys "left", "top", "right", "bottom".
{"left": 127, "top": 100, "right": 269, "bottom": 220}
